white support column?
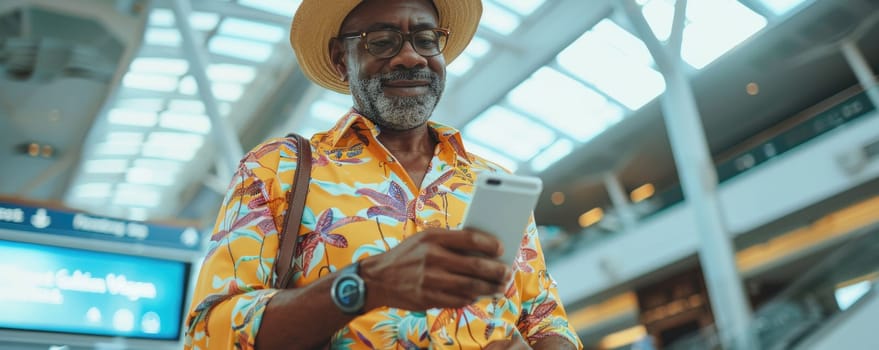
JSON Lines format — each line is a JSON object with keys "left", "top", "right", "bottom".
{"left": 841, "top": 41, "right": 879, "bottom": 110}
{"left": 619, "top": 1, "right": 756, "bottom": 349}
{"left": 169, "top": 0, "right": 244, "bottom": 178}
{"left": 603, "top": 172, "right": 638, "bottom": 230}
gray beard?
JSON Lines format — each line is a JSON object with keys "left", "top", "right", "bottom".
{"left": 349, "top": 69, "right": 444, "bottom": 131}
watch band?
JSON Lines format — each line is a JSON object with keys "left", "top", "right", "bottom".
{"left": 330, "top": 262, "right": 366, "bottom": 315}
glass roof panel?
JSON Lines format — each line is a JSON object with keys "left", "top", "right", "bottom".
{"left": 495, "top": 0, "right": 546, "bottom": 16}
{"left": 480, "top": 1, "right": 521, "bottom": 35}
{"left": 141, "top": 144, "right": 199, "bottom": 161}
{"left": 126, "top": 167, "right": 177, "bottom": 186}
{"left": 129, "top": 57, "right": 189, "bottom": 76}
{"left": 190, "top": 12, "right": 221, "bottom": 31}
{"left": 759, "top": 0, "right": 813, "bottom": 16}
{"left": 107, "top": 109, "right": 158, "bottom": 128}
{"left": 115, "top": 98, "right": 165, "bottom": 112}
{"left": 681, "top": 0, "right": 767, "bottom": 69}
{"left": 133, "top": 159, "right": 184, "bottom": 174}
{"left": 447, "top": 54, "right": 475, "bottom": 76}
{"left": 207, "top": 64, "right": 257, "bottom": 83}
{"left": 464, "top": 36, "right": 492, "bottom": 58}
{"left": 146, "top": 132, "right": 204, "bottom": 149}
{"left": 212, "top": 82, "right": 244, "bottom": 101}
{"left": 530, "top": 139, "right": 574, "bottom": 172}
{"left": 217, "top": 18, "right": 285, "bottom": 43}
{"left": 122, "top": 73, "right": 179, "bottom": 92}
{"left": 463, "top": 106, "right": 555, "bottom": 160}
{"left": 239, "top": 0, "right": 301, "bottom": 16}
{"left": 114, "top": 184, "right": 162, "bottom": 207}
{"left": 508, "top": 67, "right": 624, "bottom": 142}
{"left": 159, "top": 112, "right": 212, "bottom": 134}
{"left": 462, "top": 140, "right": 519, "bottom": 173}
{"left": 144, "top": 28, "right": 181, "bottom": 47}
{"left": 167, "top": 99, "right": 205, "bottom": 114}
{"left": 310, "top": 99, "right": 349, "bottom": 123}
{"left": 71, "top": 183, "right": 113, "bottom": 199}
{"left": 640, "top": 0, "right": 676, "bottom": 41}
{"left": 83, "top": 159, "right": 129, "bottom": 174}
{"left": 557, "top": 19, "right": 665, "bottom": 110}
{"left": 148, "top": 9, "right": 174, "bottom": 27}
{"left": 208, "top": 36, "right": 273, "bottom": 62}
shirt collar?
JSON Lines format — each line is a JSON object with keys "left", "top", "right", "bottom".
{"left": 328, "top": 109, "right": 473, "bottom": 164}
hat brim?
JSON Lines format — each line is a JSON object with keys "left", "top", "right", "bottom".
{"left": 290, "top": 0, "right": 482, "bottom": 95}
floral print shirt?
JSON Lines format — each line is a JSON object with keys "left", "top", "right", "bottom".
{"left": 185, "top": 111, "right": 582, "bottom": 349}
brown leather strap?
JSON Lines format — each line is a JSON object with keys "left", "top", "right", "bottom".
{"left": 274, "top": 133, "right": 312, "bottom": 289}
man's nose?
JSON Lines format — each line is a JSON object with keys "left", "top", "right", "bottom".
{"left": 389, "top": 40, "right": 428, "bottom": 70}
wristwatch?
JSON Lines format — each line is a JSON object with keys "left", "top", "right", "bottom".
{"left": 330, "top": 262, "right": 366, "bottom": 315}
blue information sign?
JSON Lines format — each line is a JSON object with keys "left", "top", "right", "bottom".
{"left": 0, "top": 202, "right": 202, "bottom": 251}
{"left": 0, "top": 240, "right": 189, "bottom": 340}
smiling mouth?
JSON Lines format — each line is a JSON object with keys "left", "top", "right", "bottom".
{"left": 382, "top": 80, "right": 430, "bottom": 96}
{"left": 383, "top": 80, "right": 430, "bottom": 88}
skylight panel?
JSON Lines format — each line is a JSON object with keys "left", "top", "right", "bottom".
{"left": 239, "top": 0, "right": 301, "bottom": 16}
{"left": 310, "top": 99, "right": 349, "bottom": 122}
{"left": 167, "top": 99, "right": 205, "bottom": 114}
{"left": 146, "top": 132, "right": 205, "bottom": 149}
{"left": 212, "top": 82, "right": 244, "bottom": 101}
{"left": 462, "top": 140, "right": 519, "bottom": 173}
{"left": 218, "top": 18, "right": 285, "bottom": 43}
{"left": 208, "top": 64, "right": 257, "bottom": 83}
{"left": 148, "top": 8, "right": 174, "bottom": 27}
{"left": 159, "top": 112, "right": 212, "bottom": 134}
{"left": 495, "top": 0, "right": 546, "bottom": 16}
{"left": 759, "top": 0, "right": 813, "bottom": 16}
{"left": 107, "top": 109, "right": 158, "bottom": 128}
{"left": 508, "top": 67, "right": 624, "bottom": 142}
{"left": 480, "top": 1, "right": 521, "bottom": 35}
{"left": 190, "top": 12, "right": 221, "bottom": 31}
{"left": 558, "top": 19, "right": 665, "bottom": 110}
{"left": 463, "top": 106, "right": 555, "bottom": 160}
{"left": 640, "top": 0, "right": 676, "bottom": 41}
{"left": 83, "top": 159, "right": 129, "bottom": 174}
{"left": 122, "top": 72, "right": 179, "bottom": 92}
{"left": 447, "top": 54, "right": 475, "bottom": 76}
{"left": 681, "top": 0, "right": 766, "bottom": 69}
{"left": 127, "top": 207, "right": 150, "bottom": 221}
{"left": 114, "top": 184, "right": 162, "bottom": 207}
{"left": 178, "top": 75, "right": 197, "bottom": 95}
{"left": 133, "top": 158, "right": 184, "bottom": 174}
{"left": 71, "top": 183, "right": 113, "bottom": 199}
{"left": 465, "top": 36, "right": 492, "bottom": 58}
{"left": 93, "top": 132, "right": 144, "bottom": 156}
{"left": 129, "top": 57, "right": 189, "bottom": 76}
{"left": 126, "top": 167, "right": 176, "bottom": 186}
{"left": 114, "top": 98, "right": 165, "bottom": 112}
{"left": 530, "top": 139, "right": 574, "bottom": 172}
{"left": 208, "top": 36, "right": 274, "bottom": 62}
{"left": 144, "top": 28, "right": 181, "bottom": 47}
{"left": 141, "top": 144, "right": 199, "bottom": 161}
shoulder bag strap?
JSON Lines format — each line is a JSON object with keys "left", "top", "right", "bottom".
{"left": 274, "top": 133, "right": 312, "bottom": 289}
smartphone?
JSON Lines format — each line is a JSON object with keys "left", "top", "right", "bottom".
{"left": 461, "top": 172, "right": 543, "bottom": 265}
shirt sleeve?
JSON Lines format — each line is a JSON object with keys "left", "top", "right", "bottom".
{"left": 514, "top": 217, "right": 584, "bottom": 349}
{"left": 184, "top": 142, "right": 291, "bottom": 350}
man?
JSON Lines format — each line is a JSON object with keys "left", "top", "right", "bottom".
{"left": 185, "top": 0, "right": 582, "bottom": 349}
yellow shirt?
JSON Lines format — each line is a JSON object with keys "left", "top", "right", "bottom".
{"left": 185, "top": 111, "right": 582, "bottom": 349}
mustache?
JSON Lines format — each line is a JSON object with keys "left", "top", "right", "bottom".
{"left": 379, "top": 69, "right": 439, "bottom": 83}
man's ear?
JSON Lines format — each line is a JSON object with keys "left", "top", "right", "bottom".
{"left": 329, "top": 38, "right": 348, "bottom": 82}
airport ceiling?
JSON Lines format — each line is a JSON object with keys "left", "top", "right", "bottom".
{"left": 1, "top": 0, "right": 878, "bottom": 232}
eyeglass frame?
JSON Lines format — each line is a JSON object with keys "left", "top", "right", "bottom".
{"left": 335, "top": 28, "right": 451, "bottom": 59}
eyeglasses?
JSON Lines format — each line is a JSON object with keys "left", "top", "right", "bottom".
{"left": 337, "top": 28, "right": 450, "bottom": 59}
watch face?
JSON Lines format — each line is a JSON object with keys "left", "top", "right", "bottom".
{"left": 335, "top": 276, "right": 361, "bottom": 307}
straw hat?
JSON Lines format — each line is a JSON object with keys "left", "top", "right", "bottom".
{"left": 290, "top": 0, "right": 483, "bottom": 94}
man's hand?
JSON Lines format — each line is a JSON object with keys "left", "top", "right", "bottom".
{"left": 359, "top": 228, "right": 513, "bottom": 311}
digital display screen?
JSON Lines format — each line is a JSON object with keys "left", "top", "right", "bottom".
{"left": 0, "top": 240, "right": 189, "bottom": 340}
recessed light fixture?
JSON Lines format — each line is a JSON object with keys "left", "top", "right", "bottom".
{"left": 746, "top": 82, "right": 760, "bottom": 96}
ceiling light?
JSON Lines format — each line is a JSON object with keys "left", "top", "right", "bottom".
{"left": 122, "top": 72, "right": 179, "bottom": 92}
{"left": 579, "top": 208, "right": 604, "bottom": 228}
{"left": 630, "top": 184, "right": 656, "bottom": 203}
{"left": 107, "top": 109, "right": 159, "bottom": 127}
{"left": 129, "top": 57, "right": 189, "bottom": 76}
{"left": 747, "top": 82, "right": 760, "bottom": 96}
{"left": 71, "top": 183, "right": 113, "bottom": 198}
{"left": 159, "top": 112, "right": 212, "bottom": 134}
{"left": 551, "top": 192, "right": 565, "bottom": 206}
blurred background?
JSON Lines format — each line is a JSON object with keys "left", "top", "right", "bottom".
{"left": 1, "top": 0, "right": 879, "bottom": 349}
